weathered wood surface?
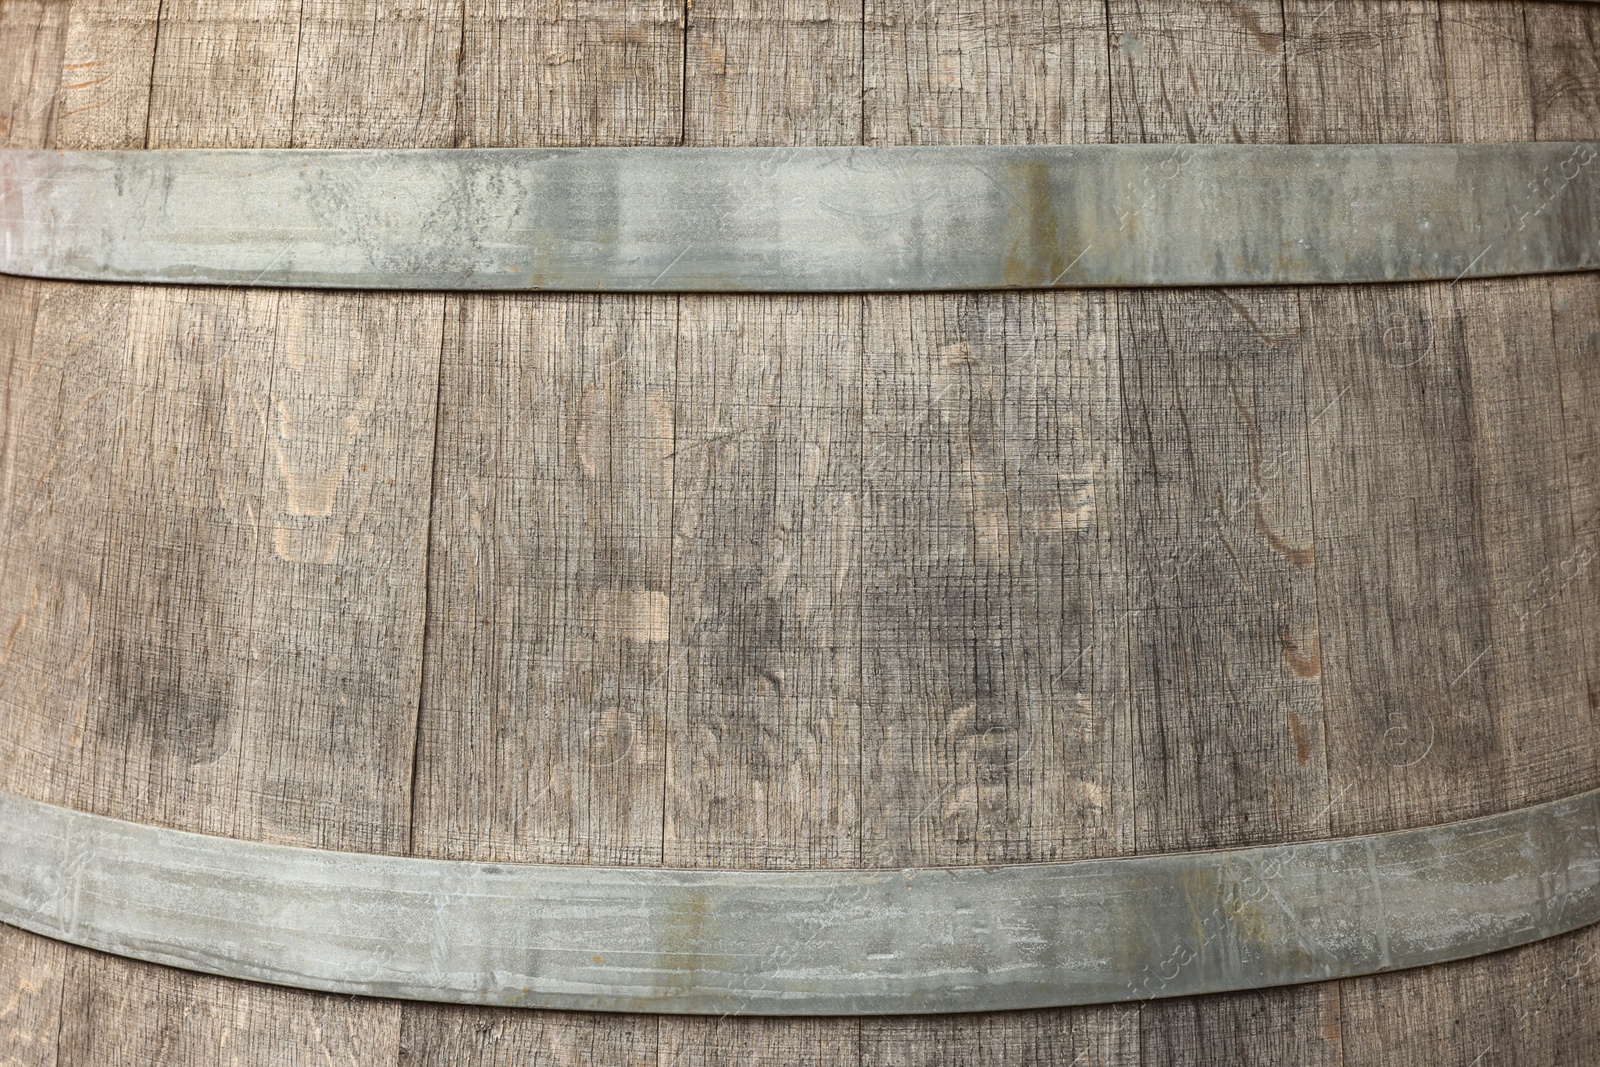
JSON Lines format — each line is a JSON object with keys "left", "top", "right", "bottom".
{"left": 2, "top": 1, "right": 1599, "bottom": 1064}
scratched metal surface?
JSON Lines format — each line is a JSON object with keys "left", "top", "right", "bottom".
{"left": 0, "top": 144, "right": 1596, "bottom": 291}
{"left": 1, "top": 788, "right": 1598, "bottom": 1014}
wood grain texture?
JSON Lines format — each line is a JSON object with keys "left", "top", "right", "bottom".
{"left": 1525, "top": 0, "right": 1600, "bottom": 141}
{"left": 0, "top": 855, "right": 64, "bottom": 1067}
{"left": 292, "top": 0, "right": 463, "bottom": 149}
{"left": 399, "top": 0, "right": 682, "bottom": 1058}
{"left": 1, "top": 2, "right": 1600, "bottom": 1065}
{"left": 1284, "top": 1, "right": 1450, "bottom": 144}
{"left": 1338, "top": 918, "right": 1600, "bottom": 1066}
{"left": 863, "top": 0, "right": 1109, "bottom": 145}
{"left": 855, "top": 2, "right": 1130, "bottom": 1063}
{"left": 53, "top": 940, "right": 403, "bottom": 1067}
{"left": 0, "top": 0, "right": 65, "bottom": 150}
{"left": 49, "top": 0, "right": 163, "bottom": 150}
{"left": 458, "top": 0, "right": 684, "bottom": 148}
{"left": 0, "top": 279, "right": 134, "bottom": 817}
{"left": 662, "top": 295, "right": 863, "bottom": 870}
{"left": 857, "top": 292, "right": 1125, "bottom": 867}
{"left": 1108, "top": 0, "right": 1288, "bottom": 145}
{"left": 687, "top": 0, "right": 861, "bottom": 146}
{"left": 655, "top": 2, "right": 868, "bottom": 1061}
{"left": 412, "top": 293, "right": 677, "bottom": 867}
{"left": 1440, "top": 1, "right": 1535, "bottom": 142}
{"left": 1116, "top": 289, "right": 1330, "bottom": 853}
{"left": 147, "top": 0, "right": 303, "bottom": 149}
{"left": 1138, "top": 986, "right": 1344, "bottom": 1067}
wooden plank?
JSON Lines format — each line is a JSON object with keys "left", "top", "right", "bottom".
{"left": 51, "top": 0, "right": 163, "bottom": 150}
{"left": 53, "top": 948, "right": 401, "bottom": 1067}
{"left": 0, "top": 925, "right": 65, "bottom": 1067}
{"left": 655, "top": 1018, "right": 861, "bottom": 1067}
{"left": 861, "top": 0, "right": 1122, "bottom": 862}
{"left": 458, "top": 0, "right": 684, "bottom": 148}
{"left": 1139, "top": 986, "right": 1343, "bottom": 1067}
{"left": 1449, "top": 279, "right": 1596, "bottom": 811}
{"left": 1108, "top": 0, "right": 1288, "bottom": 144}
{"left": 0, "top": 0, "right": 66, "bottom": 149}
{"left": 863, "top": 0, "right": 1109, "bottom": 145}
{"left": 857, "top": 292, "right": 1123, "bottom": 867}
{"left": 1285, "top": 0, "right": 1501, "bottom": 835}
{"left": 1525, "top": 0, "right": 1600, "bottom": 142}
{"left": 411, "top": 293, "right": 676, "bottom": 866}
{"left": 2, "top": 5, "right": 436, "bottom": 1065}
{"left": 1114, "top": 289, "right": 1328, "bottom": 853}
{"left": 1284, "top": 0, "right": 1450, "bottom": 144}
{"left": 688, "top": 0, "right": 862, "bottom": 145}
{"left": 1546, "top": 273, "right": 1600, "bottom": 847}
{"left": 147, "top": 0, "right": 303, "bottom": 149}
{"left": 663, "top": 295, "right": 862, "bottom": 869}
{"left": 229, "top": 290, "right": 444, "bottom": 853}
{"left": 1440, "top": 0, "right": 1534, "bottom": 143}
{"left": 1108, "top": 7, "right": 1339, "bottom": 1062}
{"left": 0, "top": 279, "right": 135, "bottom": 815}
{"left": 402, "top": 2, "right": 683, "bottom": 1063}
{"left": 397, "top": 1005, "right": 658, "bottom": 1066}
{"left": 861, "top": 1010, "right": 1139, "bottom": 1067}
{"left": 1299, "top": 281, "right": 1506, "bottom": 831}
{"left": 657, "top": 2, "right": 864, "bottom": 1061}
{"left": 292, "top": 0, "right": 463, "bottom": 148}
{"left": 1106, "top": 1, "right": 1328, "bottom": 845}
{"left": 76, "top": 287, "right": 274, "bottom": 836}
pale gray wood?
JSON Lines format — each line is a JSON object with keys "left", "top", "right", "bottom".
{"left": 1108, "top": 1, "right": 1288, "bottom": 145}
{"left": 147, "top": 0, "right": 302, "bottom": 149}
{"left": 663, "top": 295, "right": 863, "bottom": 869}
{"left": 1441, "top": 1, "right": 1535, "bottom": 142}
{"left": 1138, "top": 986, "right": 1343, "bottom": 1067}
{"left": 406, "top": 1, "right": 679, "bottom": 1062}
{"left": 55, "top": 948, "right": 402, "bottom": 1067}
{"left": 0, "top": 279, "right": 138, "bottom": 819}
{"left": 1451, "top": 280, "right": 1597, "bottom": 812}
{"left": 292, "top": 0, "right": 463, "bottom": 149}
{"left": 398, "top": 1005, "right": 660, "bottom": 1066}
{"left": 1115, "top": 288, "right": 1330, "bottom": 853}
{"left": 0, "top": 0, "right": 66, "bottom": 150}
{"left": 863, "top": 0, "right": 1109, "bottom": 146}
{"left": 50, "top": 0, "right": 163, "bottom": 150}
{"left": 1338, "top": 922, "right": 1600, "bottom": 1066}
{"left": 458, "top": 0, "right": 684, "bottom": 148}
{"left": 687, "top": 0, "right": 862, "bottom": 146}
{"left": 858, "top": 292, "right": 1125, "bottom": 866}
{"left": 79, "top": 288, "right": 273, "bottom": 838}
{"left": 412, "top": 293, "right": 677, "bottom": 866}
{"left": 659, "top": 0, "right": 864, "bottom": 1060}
{"left": 0, "top": 924, "right": 65, "bottom": 1067}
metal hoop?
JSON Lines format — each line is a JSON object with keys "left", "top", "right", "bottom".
{"left": 2, "top": 786, "right": 1597, "bottom": 1015}
{"left": 2, "top": 143, "right": 1596, "bottom": 291}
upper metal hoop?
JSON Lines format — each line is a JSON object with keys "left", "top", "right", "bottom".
{"left": 2, "top": 786, "right": 1598, "bottom": 1015}
{"left": 2, "top": 143, "right": 1596, "bottom": 292}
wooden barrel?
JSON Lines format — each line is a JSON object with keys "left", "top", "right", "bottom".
{"left": 1, "top": 1, "right": 1598, "bottom": 1063}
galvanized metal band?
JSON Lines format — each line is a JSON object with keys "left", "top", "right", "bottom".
{"left": 2, "top": 787, "right": 1598, "bottom": 1015}
{"left": 1, "top": 143, "right": 1596, "bottom": 291}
